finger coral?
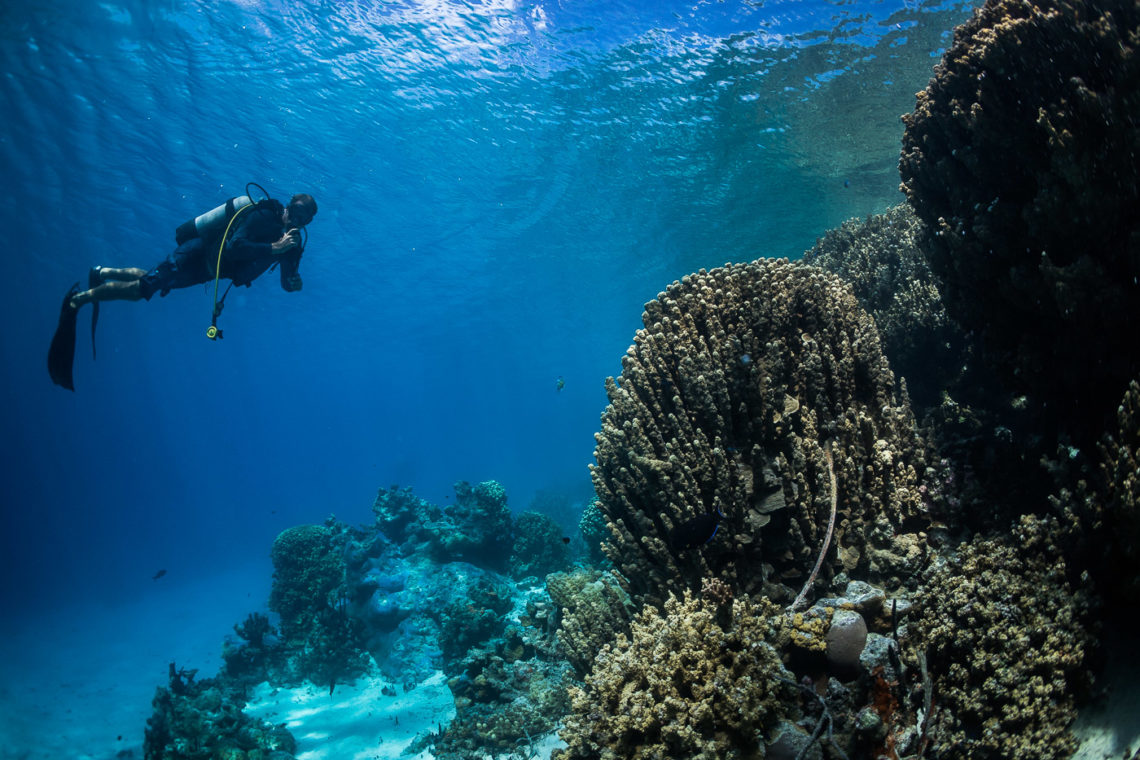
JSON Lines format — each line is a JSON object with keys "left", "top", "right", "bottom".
{"left": 909, "top": 515, "right": 1094, "bottom": 759}
{"left": 591, "top": 258, "right": 929, "bottom": 605}
{"left": 553, "top": 591, "right": 794, "bottom": 760}
{"left": 899, "top": 0, "right": 1140, "bottom": 443}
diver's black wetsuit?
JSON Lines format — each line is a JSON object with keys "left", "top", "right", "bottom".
{"left": 138, "top": 199, "right": 302, "bottom": 300}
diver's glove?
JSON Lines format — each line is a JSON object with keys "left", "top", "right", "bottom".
{"left": 285, "top": 275, "right": 303, "bottom": 292}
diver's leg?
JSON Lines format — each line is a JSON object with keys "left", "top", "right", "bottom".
{"left": 70, "top": 280, "right": 142, "bottom": 307}
{"left": 91, "top": 266, "right": 147, "bottom": 282}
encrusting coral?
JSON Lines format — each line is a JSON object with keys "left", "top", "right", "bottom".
{"left": 554, "top": 591, "right": 795, "bottom": 760}
{"left": 591, "top": 258, "right": 930, "bottom": 605}
{"left": 908, "top": 515, "right": 1094, "bottom": 759}
{"left": 899, "top": 0, "right": 1140, "bottom": 443}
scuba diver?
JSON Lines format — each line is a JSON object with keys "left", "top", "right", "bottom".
{"left": 48, "top": 188, "right": 317, "bottom": 390}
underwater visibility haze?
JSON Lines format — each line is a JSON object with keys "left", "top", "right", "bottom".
{"left": 1, "top": 0, "right": 973, "bottom": 610}
{"left": 15, "top": 0, "right": 1140, "bottom": 759}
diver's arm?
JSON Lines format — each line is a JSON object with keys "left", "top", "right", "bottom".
{"left": 280, "top": 251, "right": 303, "bottom": 292}
{"left": 225, "top": 223, "right": 274, "bottom": 261}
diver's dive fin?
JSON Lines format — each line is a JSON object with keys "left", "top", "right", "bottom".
{"left": 48, "top": 283, "right": 81, "bottom": 391}
{"left": 88, "top": 267, "right": 101, "bottom": 360}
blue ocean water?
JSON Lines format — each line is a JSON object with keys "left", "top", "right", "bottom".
{"left": 0, "top": 0, "right": 975, "bottom": 616}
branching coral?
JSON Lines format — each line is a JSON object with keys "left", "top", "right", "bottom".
{"left": 554, "top": 591, "right": 794, "bottom": 760}
{"left": 908, "top": 515, "right": 1094, "bottom": 759}
{"left": 591, "top": 258, "right": 929, "bottom": 605}
{"left": 899, "top": 0, "right": 1140, "bottom": 442}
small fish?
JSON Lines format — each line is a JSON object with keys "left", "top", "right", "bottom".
{"left": 556, "top": 376, "right": 565, "bottom": 392}
{"left": 561, "top": 536, "right": 571, "bottom": 544}
{"left": 152, "top": 569, "right": 167, "bottom": 581}
{"left": 671, "top": 509, "right": 724, "bottom": 550}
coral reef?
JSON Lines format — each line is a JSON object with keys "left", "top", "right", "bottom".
{"left": 546, "top": 569, "right": 634, "bottom": 677}
{"left": 509, "top": 511, "right": 571, "bottom": 580}
{"left": 372, "top": 481, "right": 513, "bottom": 570}
{"left": 220, "top": 612, "right": 283, "bottom": 690}
{"left": 591, "top": 258, "right": 930, "bottom": 605}
{"left": 372, "top": 485, "right": 432, "bottom": 543}
{"left": 578, "top": 500, "right": 609, "bottom": 564}
{"left": 438, "top": 575, "right": 514, "bottom": 669}
{"left": 802, "top": 204, "right": 967, "bottom": 411}
{"left": 1052, "top": 379, "right": 1140, "bottom": 604}
{"left": 143, "top": 663, "right": 296, "bottom": 760}
{"left": 899, "top": 0, "right": 1140, "bottom": 443}
{"left": 908, "top": 515, "right": 1095, "bottom": 759}
{"left": 527, "top": 488, "right": 589, "bottom": 537}
{"left": 434, "top": 622, "right": 573, "bottom": 759}
{"left": 268, "top": 524, "right": 345, "bottom": 642}
{"left": 268, "top": 522, "right": 368, "bottom": 689}
{"left": 554, "top": 591, "right": 795, "bottom": 760}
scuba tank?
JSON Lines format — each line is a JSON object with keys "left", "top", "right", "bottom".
{"left": 175, "top": 195, "right": 254, "bottom": 246}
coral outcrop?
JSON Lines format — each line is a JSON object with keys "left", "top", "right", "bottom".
{"left": 578, "top": 500, "right": 610, "bottom": 564}
{"left": 908, "top": 515, "right": 1094, "bottom": 759}
{"left": 1053, "top": 379, "right": 1140, "bottom": 603}
{"left": 372, "top": 480, "right": 513, "bottom": 570}
{"left": 143, "top": 663, "right": 296, "bottom": 760}
{"left": 268, "top": 522, "right": 368, "bottom": 689}
{"left": 554, "top": 591, "right": 795, "bottom": 760}
{"left": 899, "top": 0, "right": 1140, "bottom": 442}
{"left": 802, "top": 204, "right": 967, "bottom": 411}
{"left": 591, "top": 258, "right": 930, "bottom": 605}
{"left": 269, "top": 524, "right": 346, "bottom": 641}
{"left": 509, "top": 511, "right": 571, "bottom": 580}
{"left": 546, "top": 569, "right": 634, "bottom": 677}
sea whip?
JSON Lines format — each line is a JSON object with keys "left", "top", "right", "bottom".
{"left": 788, "top": 442, "right": 837, "bottom": 612}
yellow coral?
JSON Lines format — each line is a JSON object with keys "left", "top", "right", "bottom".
{"left": 554, "top": 591, "right": 792, "bottom": 760}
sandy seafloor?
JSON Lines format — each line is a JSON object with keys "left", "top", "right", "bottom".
{"left": 0, "top": 563, "right": 1134, "bottom": 760}
{"left": 0, "top": 564, "right": 564, "bottom": 760}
